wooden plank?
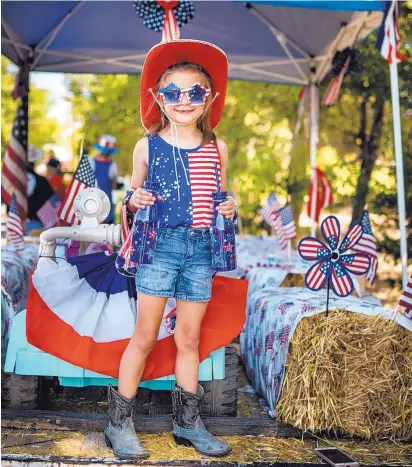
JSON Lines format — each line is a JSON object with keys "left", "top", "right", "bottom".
{"left": 1, "top": 410, "right": 302, "bottom": 437}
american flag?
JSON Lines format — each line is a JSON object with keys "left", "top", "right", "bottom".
{"left": 37, "top": 194, "right": 61, "bottom": 229}
{"left": 279, "top": 324, "right": 290, "bottom": 347}
{"left": 331, "top": 262, "right": 353, "bottom": 297}
{"left": 398, "top": 275, "right": 412, "bottom": 315}
{"left": 351, "top": 211, "right": 378, "bottom": 283}
{"left": 376, "top": 1, "right": 406, "bottom": 64}
{"left": 278, "top": 204, "right": 296, "bottom": 240}
{"left": 6, "top": 193, "right": 24, "bottom": 252}
{"left": 322, "top": 56, "right": 351, "bottom": 106}
{"left": 265, "top": 331, "right": 275, "bottom": 351}
{"left": 307, "top": 168, "right": 333, "bottom": 223}
{"left": 1, "top": 97, "right": 28, "bottom": 219}
{"left": 272, "top": 212, "right": 287, "bottom": 250}
{"left": 259, "top": 192, "right": 282, "bottom": 226}
{"left": 58, "top": 153, "right": 96, "bottom": 225}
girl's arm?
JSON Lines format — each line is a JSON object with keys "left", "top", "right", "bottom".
{"left": 127, "top": 138, "right": 157, "bottom": 213}
{"left": 217, "top": 138, "right": 228, "bottom": 191}
{"left": 216, "top": 138, "right": 237, "bottom": 219}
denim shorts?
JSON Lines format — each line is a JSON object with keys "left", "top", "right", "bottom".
{"left": 135, "top": 227, "right": 213, "bottom": 302}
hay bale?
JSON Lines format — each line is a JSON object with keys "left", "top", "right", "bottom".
{"left": 277, "top": 310, "right": 412, "bottom": 440}
{"left": 280, "top": 273, "right": 305, "bottom": 288}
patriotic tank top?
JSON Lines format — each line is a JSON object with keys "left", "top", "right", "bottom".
{"left": 148, "top": 134, "right": 221, "bottom": 228}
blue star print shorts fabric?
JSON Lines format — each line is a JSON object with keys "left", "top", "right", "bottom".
{"left": 135, "top": 227, "right": 213, "bottom": 302}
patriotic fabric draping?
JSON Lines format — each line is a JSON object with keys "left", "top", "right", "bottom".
{"left": 26, "top": 253, "right": 247, "bottom": 379}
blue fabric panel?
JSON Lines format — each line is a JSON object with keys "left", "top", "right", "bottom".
{"left": 67, "top": 252, "right": 136, "bottom": 299}
{"left": 247, "top": 1, "right": 386, "bottom": 12}
{"left": 1, "top": 1, "right": 383, "bottom": 81}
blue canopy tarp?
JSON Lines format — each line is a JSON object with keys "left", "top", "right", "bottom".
{"left": 2, "top": 1, "right": 384, "bottom": 84}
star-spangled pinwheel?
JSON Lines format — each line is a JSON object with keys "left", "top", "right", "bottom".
{"left": 298, "top": 216, "right": 371, "bottom": 298}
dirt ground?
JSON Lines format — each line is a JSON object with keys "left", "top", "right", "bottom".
{"left": 2, "top": 429, "right": 412, "bottom": 465}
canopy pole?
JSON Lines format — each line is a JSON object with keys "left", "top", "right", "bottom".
{"left": 309, "top": 71, "right": 319, "bottom": 238}
{"left": 389, "top": 41, "right": 408, "bottom": 288}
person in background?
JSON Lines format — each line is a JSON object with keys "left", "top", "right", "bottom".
{"left": 26, "top": 146, "right": 54, "bottom": 234}
{"left": 89, "top": 135, "right": 119, "bottom": 223}
{"left": 46, "top": 158, "right": 66, "bottom": 201}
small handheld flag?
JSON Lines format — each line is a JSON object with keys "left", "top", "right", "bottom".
{"left": 351, "top": 210, "right": 378, "bottom": 284}
{"left": 398, "top": 275, "right": 412, "bottom": 319}
{"left": 37, "top": 194, "right": 61, "bottom": 230}
{"left": 58, "top": 153, "right": 97, "bottom": 225}
{"left": 6, "top": 193, "right": 25, "bottom": 252}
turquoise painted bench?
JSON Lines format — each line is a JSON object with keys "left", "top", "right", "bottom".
{"left": 4, "top": 310, "right": 225, "bottom": 389}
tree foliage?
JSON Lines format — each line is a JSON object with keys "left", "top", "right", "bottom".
{"left": 1, "top": 57, "right": 61, "bottom": 156}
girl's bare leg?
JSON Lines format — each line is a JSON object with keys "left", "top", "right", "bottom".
{"left": 171, "top": 300, "right": 231, "bottom": 456}
{"left": 174, "top": 300, "right": 208, "bottom": 393}
{"left": 118, "top": 293, "right": 167, "bottom": 397}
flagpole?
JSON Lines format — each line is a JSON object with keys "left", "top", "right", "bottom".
{"left": 287, "top": 240, "right": 292, "bottom": 264}
{"left": 309, "top": 77, "right": 319, "bottom": 238}
{"left": 389, "top": 26, "right": 408, "bottom": 289}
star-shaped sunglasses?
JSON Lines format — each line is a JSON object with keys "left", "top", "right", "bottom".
{"left": 158, "top": 82, "right": 211, "bottom": 106}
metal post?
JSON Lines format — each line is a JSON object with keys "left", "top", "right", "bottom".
{"left": 309, "top": 75, "right": 319, "bottom": 238}
{"left": 389, "top": 37, "right": 408, "bottom": 288}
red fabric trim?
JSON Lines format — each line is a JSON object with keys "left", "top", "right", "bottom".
{"left": 26, "top": 275, "right": 247, "bottom": 380}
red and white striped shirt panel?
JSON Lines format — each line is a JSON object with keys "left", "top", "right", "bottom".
{"left": 188, "top": 143, "right": 221, "bottom": 228}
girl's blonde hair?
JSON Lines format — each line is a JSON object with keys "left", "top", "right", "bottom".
{"left": 148, "top": 62, "right": 216, "bottom": 146}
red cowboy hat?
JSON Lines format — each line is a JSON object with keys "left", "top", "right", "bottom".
{"left": 140, "top": 40, "right": 228, "bottom": 131}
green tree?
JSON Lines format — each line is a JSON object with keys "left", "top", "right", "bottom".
{"left": 320, "top": 3, "right": 411, "bottom": 224}
{"left": 67, "top": 74, "right": 143, "bottom": 174}
{"left": 1, "top": 57, "right": 61, "bottom": 155}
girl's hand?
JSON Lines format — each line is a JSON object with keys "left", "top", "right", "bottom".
{"left": 215, "top": 198, "right": 236, "bottom": 220}
{"left": 129, "top": 188, "right": 162, "bottom": 210}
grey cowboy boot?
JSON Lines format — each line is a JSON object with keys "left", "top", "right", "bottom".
{"left": 104, "top": 384, "right": 149, "bottom": 459}
{"left": 171, "top": 384, "right": 231, "bottom": 457}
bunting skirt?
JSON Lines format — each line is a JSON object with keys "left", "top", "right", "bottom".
{"left": 26, "top": 253, "right": 247, "bottom": 380}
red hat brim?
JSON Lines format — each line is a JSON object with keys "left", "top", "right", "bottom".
{"left": 140, "top": 40, "right": 228, "bottom": 131}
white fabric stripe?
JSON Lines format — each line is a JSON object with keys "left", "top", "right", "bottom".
{"left": 9, "top": 137, "right": 26, "bottom": 160}
{"left": 32, "top": 258, "right": 177, "bottom": 342}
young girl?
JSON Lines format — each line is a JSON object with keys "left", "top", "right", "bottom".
{"left": 104, "top": 40, "right": 236, "bottom": 459}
